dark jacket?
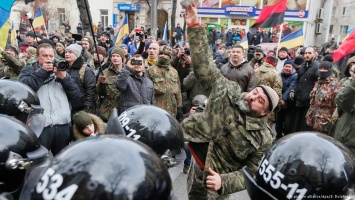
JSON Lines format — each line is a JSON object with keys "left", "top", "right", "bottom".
{"left": 220, "top": 61, "right": 257, "bottom": 92}
{"left": 295, "top": 60, "right": 319, "bottom": 107}
{"left": 18, "top": 62, "right": 81, "bottom": 98}
{"left": 280, "top": 70, "right": 298, "bottom": 102}
{"left": 171, "top": 56, "right": 192, "bottom": 91}
{"left": 66, "top": 56, "right": 96, "bottom": 111}
{"left": 114, "top": 66, "right": 155, "bottom": 112}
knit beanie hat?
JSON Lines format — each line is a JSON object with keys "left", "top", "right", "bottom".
{"left": 73, "top": 111, "right": 93, "bottom": 131}
{"left": 258, "top": 85, "right": 279, "bottom": 112}
{"left": 265, "top": 55, "right": 278, "bottom": 67}
{"left": 323, "top": 54, "right": 333, "bottom": 62}
{"left": 110, "top": 47, "right": 125, "bottom": 59}
{"left": 56, "top": 41, "right": 65, "bottom": 49}
{"left": 96, "top": 46, "right": 107, "bottom": 57}
{"left": 5, "top": 44, "right": 19, "bottom": 56}
{"left": 38, "top": 39, "right": 54, "bottom": 48}
{"left": 66, "top": 43, "right": 82, "bottom": 58}
{"left": 279, "top": 47, "right": 288, "bottom": 53}
{"left": 294, "top": 56, "right": 304, "bottom": 65}
{"left": 118, "top": 44, "right": 128, "bottom": 49}
{"left": 26, "top": 31, "right": 35, "bottom": 38}
{"left": 284, "top": 60, "right": 295, "bottom": 69}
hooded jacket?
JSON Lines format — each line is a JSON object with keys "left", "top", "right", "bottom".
{"left": 73, "top": 113, "right": 106, "bottom": 140}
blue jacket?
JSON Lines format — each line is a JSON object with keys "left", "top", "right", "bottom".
{"left": 280, "top": 70, "right": 298, "bottom": 101}
{"left": 122, "top": 36, "right": 138, "bottom": 54}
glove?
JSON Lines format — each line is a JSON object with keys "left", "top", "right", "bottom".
{"left": 289, "top": 90, "right": 295, "bottom": 101}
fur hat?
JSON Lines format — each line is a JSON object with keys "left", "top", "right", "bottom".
{"left": 66, "top": 43, "right": 82, "bottom": 58}
{"left": 73, "top": 111, "right": 93, "bottom": 131}
{"left": 258, "top": 85, "right": 279, "bottom": 112}
{"left": 110, "top": 47, "right": 125, "bottom": 59}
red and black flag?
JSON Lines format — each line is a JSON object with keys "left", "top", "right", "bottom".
{"left": 251, "top": 0, "right": 287, "bottom": 30}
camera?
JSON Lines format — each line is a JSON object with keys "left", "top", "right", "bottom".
{"left": 131, "top": 59, "right": 143, "bottom": 66}
{"left": 52, "top": 59, "right": 68, "bottom": 71}
{"left": 195, "top": 105, "right": 205, "bottom": 112}
{"left": 184, "top": 48, "right": 190, "bottom": 55}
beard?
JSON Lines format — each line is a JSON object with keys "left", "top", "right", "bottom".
{"left": 237, "top": 94, "right": 259, "bottom": 117}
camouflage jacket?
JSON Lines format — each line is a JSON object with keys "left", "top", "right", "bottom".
{"left": 183, "top": 26, "right": 273, "bottom": 195}
{"left": 248, "top": 57, "right": 264, "bottom": 69}
{"left": 306, "top": 77, "right": 340, "bottom": 133}
{"left": 0, "top": 52, "right": 24, "bottom": 80}
{"left": 147, "top": 64, "right": 182, "bottom": 117}
{"left": 333, "top": 79, "right": 355, "bottom": 156}
{"left": 254, "top": 62, "right": 283, "bottom": 105}
{"left": 96, "top": 64, "right": 121, "bottom": 121}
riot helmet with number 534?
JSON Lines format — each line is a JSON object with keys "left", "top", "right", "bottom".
{"left": 30, "top": 135, "right": 174, "bottom": 200}
{"left": 243, "top": 132, "right": 355, "bottom": 200}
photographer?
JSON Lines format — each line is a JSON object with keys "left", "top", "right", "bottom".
{"left": 122, "top": 29, "right": 146, "bottom": 55}
{"left": 98, "top": 32, "right": 113, "bottom": 51}
{"left": 18, "top": 43, "right": 81, "bottom": 155}
{"left": 65, "top": 43, "right": 96, "bottom": 113}
{"left": 114, "top": 54, "right": 155, "bottom": 113}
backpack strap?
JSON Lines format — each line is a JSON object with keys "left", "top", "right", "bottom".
{"left": 79, "top": 62, "right": 87, "bottom": 83}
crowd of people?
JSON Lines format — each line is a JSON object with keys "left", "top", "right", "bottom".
{"left": 2, "top": 2, "right": 355, "bottom": 200}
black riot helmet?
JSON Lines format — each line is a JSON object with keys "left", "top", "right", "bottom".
{"left": 0, "top": 114, "right": 48, "bottom": 195}
{"left": 106, "top": 105, "right": 184, "bottom": 155}
{"left": 30, "top": 135, "right": 174, "bottom": 200}
{"left": 243, "top": 132, "right": 355, "bottom": 200}
{"left": 0, "top": 80, "right": 40, "bottom": 123}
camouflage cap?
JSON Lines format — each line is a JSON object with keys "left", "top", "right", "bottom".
{"left": 254, "top": 48, "right": 264, "bottom": 55}
{"left": 26, "top": 47, "right": 37, "bottom": 56}
{"left": 159, "top": 46, "right": 172, "bottom": 58}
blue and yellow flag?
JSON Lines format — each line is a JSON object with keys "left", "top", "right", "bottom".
{"left": 279, "top": 28, "right": 304, "bottom": 49}
{"left": 0, "top": 0, "right": 15, "bottom": 49}
{"left": 10, "top": 20, "right": 17, "bottom": 46}
{"left": 240, "top": 34, "right": 248, "bottom": 50}
{"left": 33, "top": 7, "right": 45, "bottom": 28}
{"left": 114, "top": 14, "right": 129, "bottom": 46}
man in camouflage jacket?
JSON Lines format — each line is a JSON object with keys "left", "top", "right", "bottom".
{"left": 0, "top": 45, "right": 24, "bottom": 80}
{"left": 147, "top": 46, "right": 182, "bottom": 118}
{"left": 182, "top": 4, "right": 278, "bottom": 199}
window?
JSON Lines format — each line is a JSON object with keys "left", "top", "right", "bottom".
{"left": 100, "top": 9, "right": 108, "bottom": 28}
{"left": 58, "top": 8, "right": 66, "bottom": 25}
{"left": 329, "top": 25, "right": 333, "bottom": 34}
{"left": 332, "top": 7, "right": 336, "bottom": 16}
{"left": 342, "top": 6, "right": 349, "bottom": 16}
{"left": 339, "top": 25, "right": 348, "bottom": 34}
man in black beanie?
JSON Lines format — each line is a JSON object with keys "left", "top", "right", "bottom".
{"left": 322, "top": 54, "right": 340, "bottom": 78}
{"left": 18, "top": 31, "right": 38, "bottom": 48}
{"left": 293, "top": 56, "right": 304, "bottom": 70}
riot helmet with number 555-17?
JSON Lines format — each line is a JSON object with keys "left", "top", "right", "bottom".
{"left": 106, "top": 105, "right": 184, "bottom": 155}
{"left": 30, "top": 135, "right": 174, "bottom": 200}
{"left": 243, "top": 132, "right": 355, "bottom": 200}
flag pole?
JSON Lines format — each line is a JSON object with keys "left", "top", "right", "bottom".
{"left": 276, "top": 23, "right": 283, "bottom": 55}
